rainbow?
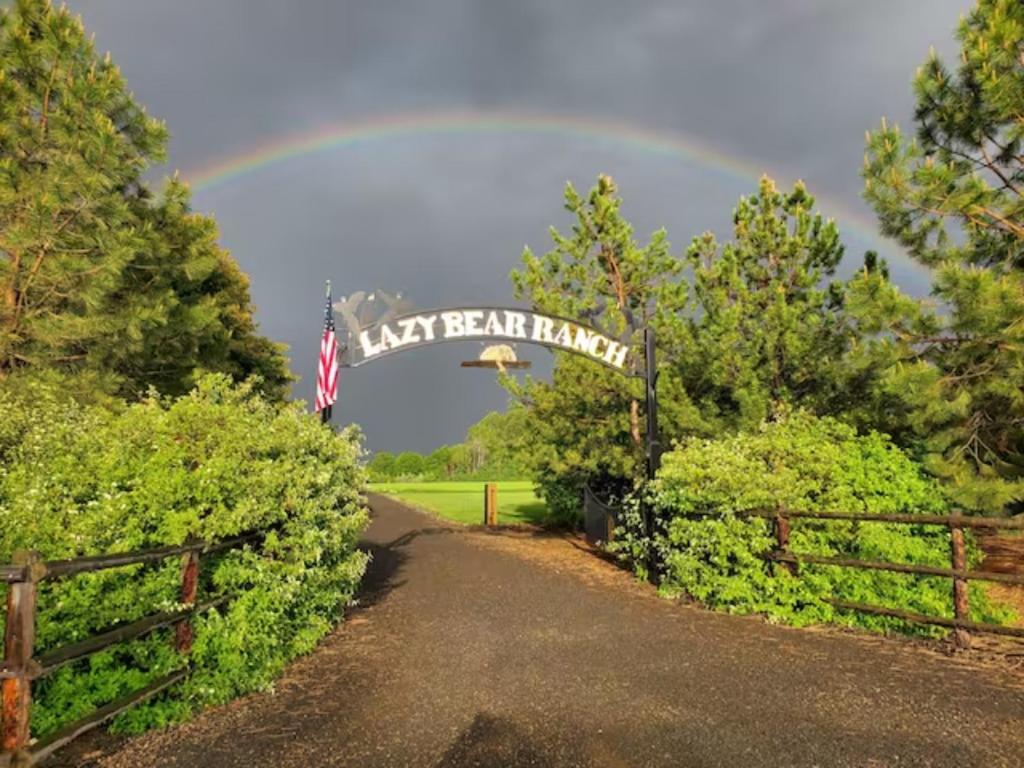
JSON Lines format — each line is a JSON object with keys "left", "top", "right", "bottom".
{"left": 183, "top": 108, "right": 890, "bottom": 252}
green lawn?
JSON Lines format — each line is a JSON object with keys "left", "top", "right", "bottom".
{"left": 368, "top": 480, "right": 546, "bottom": 525}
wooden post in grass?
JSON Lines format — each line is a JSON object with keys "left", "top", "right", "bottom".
{"left": 2, "top": 551, "right": 41, "bottom": 767}
{"left": 949, "top": 523, "right": 971, "bottom": 650}
{"left": 773, "top": 511, "right": 796, "bottom": 575}
{"left": 484, "top": 483, "right": 498, "bottom": 526}
{"left": 175, "top": 547, "right": 199, "bottom": 654}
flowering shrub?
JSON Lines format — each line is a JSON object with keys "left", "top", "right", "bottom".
{"left": 0, "top": 375, "right": 368, "bottom": 736}
{"left": 649, "top": 413, "right": 1012, "bottom": 635}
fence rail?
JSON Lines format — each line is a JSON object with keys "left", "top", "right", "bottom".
{"left": 765, "top": 550, "right": 1024, "bottom": 588}
{"left": 584, "top": 487, "right": 1024, "bottom": 649}
{"left": 728, "top": 507, "right": 1024, "bottom": 530}
{"left": 688, "top": 507, "right": 1024, "bottom": 647}
{"left": 1, "top": 533, "right": 264, "bottom": 767}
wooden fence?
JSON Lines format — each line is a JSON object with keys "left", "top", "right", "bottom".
{"left": 706, "top": 508, "right": 1024, "bottom": 647}
{"left": 1, "top": 533, "right": 263, "bottom": 767}
{"left": 584, "top": 485, "right": 1024, "bottom": 647}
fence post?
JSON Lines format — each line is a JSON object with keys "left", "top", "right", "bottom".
{"left": 773, "top": 511, "right": 796, "bottom": 574}
{"left": 949, "top": 523, "right": 971, "bottom": 650}
{"left": 175, "top": 547, "right": 200, "bottom": 655}
{"left": 2, "top": 551, "right": 42, "bottom": 767}
{"left": 483, "top": 484, "right": 498, "bottom": 527}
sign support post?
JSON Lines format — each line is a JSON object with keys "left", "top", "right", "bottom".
{"left": 642, "top": 326, "right": 661, "bottom": 579}
{"left": 644, "top": 326, "right": 660, "bottom": 482}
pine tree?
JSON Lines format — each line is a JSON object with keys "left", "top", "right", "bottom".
{"left": 507, "top": 175, "right": 689, "bottom": 519}
{"left": 859, "top": 0, "right": 1024, "bottom": 512}
{"left": 111, "top": 178, "right": 291, "bottom": 399}
{"left": 507, "top": 175, "right": 873, "bottom": 522}
{"left": 680, "top": 177, "right": 852, "bottom": 431}
{"left": 0, "top": 0, "right": 289, "bottom": 398}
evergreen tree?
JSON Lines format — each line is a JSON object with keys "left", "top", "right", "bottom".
{"left": 859, "top": 0, "right": 1024, "bottom": 512}
{"left": 680, "top": 177, "right": 852, "bottom": 431}
{"left": 112, "top": 179, "right": 291, "bottom": 399}
{"left": 0, "top": 0, "right": 289, "bottom": 398}
{"left": 507, "top": 176, "right": 880, "bottom": 523}
{"left": 507, "top": 175, "right": 689, "bottom": 520}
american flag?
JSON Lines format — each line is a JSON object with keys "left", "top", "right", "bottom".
{"left": 315, "top": 284, "right": 339, "bottom": 415}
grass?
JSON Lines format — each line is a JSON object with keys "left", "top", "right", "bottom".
{"left": 368, "top": 480, "right": 546, "bottom": 526}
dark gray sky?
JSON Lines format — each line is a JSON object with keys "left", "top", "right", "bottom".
{"left": 66, "top": 0, "right": 965, "bottom": 453}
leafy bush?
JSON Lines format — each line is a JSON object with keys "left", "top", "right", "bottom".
{"left": 535, "top": 472, "right": 588, "bottom": 527}
{"left": 0, "top": 374, "right": 368, "bottom": 736}
{"left": 650, "top": 412, "right": 1012, "bottom": 635}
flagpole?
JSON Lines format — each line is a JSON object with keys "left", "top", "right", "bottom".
{"left": 320, "top": 279, "right": 332, "bottom": 425}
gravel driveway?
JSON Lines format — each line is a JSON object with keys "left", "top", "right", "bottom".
{"left": 66, "top": 493, "right": 1024, "bottom": 768}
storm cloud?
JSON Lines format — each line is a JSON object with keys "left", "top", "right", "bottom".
{"left": 65, "top": 0, "right": 964, "bottom": 452}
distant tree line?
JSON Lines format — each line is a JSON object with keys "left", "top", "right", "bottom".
{"left": 368, "top": 407, "right": 534, "bottom": 481}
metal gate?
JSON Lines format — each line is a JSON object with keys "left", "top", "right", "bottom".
{"left": 583, "top": 485, "right": 620, "bottom": 546}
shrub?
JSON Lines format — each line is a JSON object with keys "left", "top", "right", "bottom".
{"left": 0, "top": 374, "right": 369, "bottom": 736}
{"left": 650, "top": 412, "right": 1012, "bottom": 635}
{"left": 392, "top": 451, "right": 425, "bottom": 479}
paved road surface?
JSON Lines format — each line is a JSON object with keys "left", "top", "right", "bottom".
{"left": 79, "top": 494, "right": 1024, "bottom": 767}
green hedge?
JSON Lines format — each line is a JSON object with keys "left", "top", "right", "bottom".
{"left": 649, "top": 413, "right": 1013, "bottom": 635}
{"left": 0, "top": 375, "right": 369, "bottom": 736}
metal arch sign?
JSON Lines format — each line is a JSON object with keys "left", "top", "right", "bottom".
{"left": 340, "top": 306, "right": 635, "bottom": 374}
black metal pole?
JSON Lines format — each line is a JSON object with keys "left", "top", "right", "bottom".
{"left": 643, "top": 326, "right": 661, "bottom": 580}
{"left": 644, "top": 326, "right": 661, "bottom": 481}
{"left": 320, "top": 404, "right": 332, "bottom": 425}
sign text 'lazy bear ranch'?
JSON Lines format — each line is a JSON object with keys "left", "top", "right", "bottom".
{"left": 347, "top": 307, "right": 631, "bottom": 371}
